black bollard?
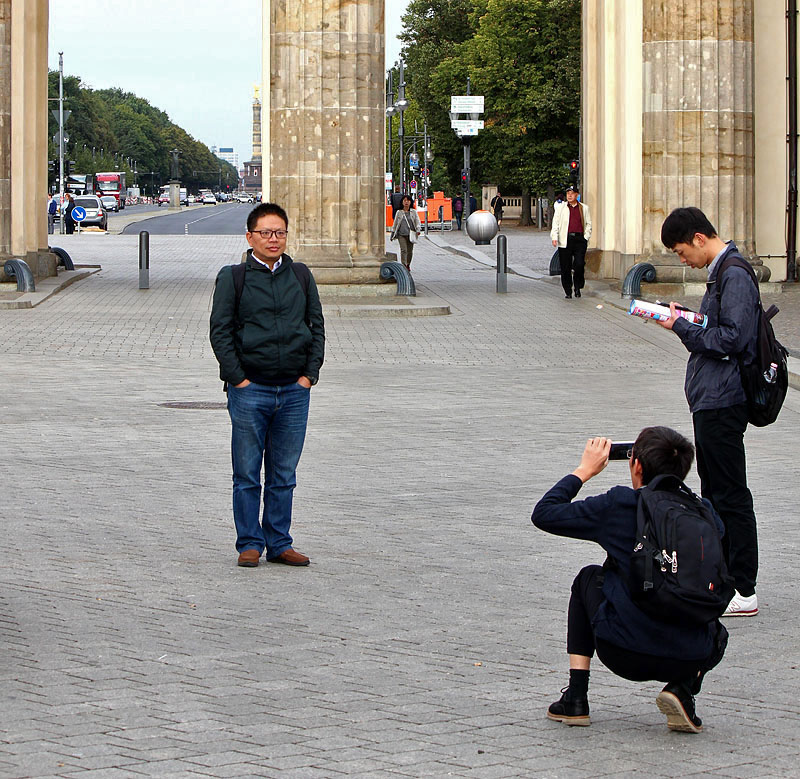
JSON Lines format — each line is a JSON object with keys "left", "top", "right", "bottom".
{"left": 139, "top": 231, "right": 150, "bottom": 289}
{"left": 496, "top": 233, "right": 507, "bottom": 294}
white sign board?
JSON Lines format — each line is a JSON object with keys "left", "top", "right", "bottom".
{"left": 385, "top": 172, "right": 393, "bottom": 190}
{"left": 450, "top": 120, "right": 484, "bottom": 132}
{"left": 450, "top": 95, "right": 484, "bottom": 113}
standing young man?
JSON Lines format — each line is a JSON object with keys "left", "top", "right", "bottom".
{"left": 658, "top": 207, "right": 760, "bottom": 616}
{"left": 550, "top": 184, "right": 592, "bottom": 299}
{"left": 47, "top": 193, "right": 57, "bottom": 234}
{"left": 210, "top": 203, "right": 325, "bottom": 568}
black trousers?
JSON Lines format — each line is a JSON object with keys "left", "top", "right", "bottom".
{"left": 567, "top": 566, "right": 726, "bottom": 690}
{"left": 558, "top": 234, "right": 587, "bottom": 294}
{"left": 693, "top": 404, "right": 757, "bottom": 596}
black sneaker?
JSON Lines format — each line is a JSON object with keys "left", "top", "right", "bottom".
{"left": 547, "top": 687, "right": 590, "bottom": 726}
{"left": 656, "top": 683, "right": 703, "bottom": 733}
{"left": 575, "top": 289, "right": 582, "bottom": 298}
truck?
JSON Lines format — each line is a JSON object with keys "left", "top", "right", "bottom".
{"left": 64, "top": 173, "right": 94, "bottom": 195}
{"left": 95, "top": 171, "right": 128, "bottom": 210}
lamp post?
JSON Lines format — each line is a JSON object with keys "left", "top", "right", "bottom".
{"left": 385, "top": 70, "right": 396, "bottom": 199}
{"left": 395, "top": 60, "right": 408, "bottom": 193}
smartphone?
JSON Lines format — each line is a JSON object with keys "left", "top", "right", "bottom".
{"left": 608, "top": 442, "right": 634, "bottom": 460}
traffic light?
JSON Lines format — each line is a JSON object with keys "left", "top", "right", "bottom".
{"left": 461, "top": 168, "right": 469, "bottom": 189}
{"left": 65, "top": 159, "right": 75, "bottom": 177}
{"left": 568, "top": 159, "right": 579, "bottom": 183}
{"left": 569, "top": 160, "right": 579, "bottom": 172}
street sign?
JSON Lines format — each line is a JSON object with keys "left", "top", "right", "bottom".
{"left": 71, "top": 206, "right": 86, "bottom": 222}
{"left": 450, "top": 96, "right": 484, "bottom": 113}
{"left": 409, "top": 180, "right": 417, "bottom": 190}
{"left": 385, "top": 172, "right": 393, "bottom": 190}
{"left": 51, "top": 109, "right": 71, "bottom": 124}
{"left": 450, "top": 119, "right": 484, "bottom": 132}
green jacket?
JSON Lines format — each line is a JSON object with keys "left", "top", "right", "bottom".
{"left": 209, "top": 254, "right": 325, "bottom": 386}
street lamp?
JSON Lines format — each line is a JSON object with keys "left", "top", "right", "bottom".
{"left": 394, "top": 60, "right": 408, "bottom": 192}
{"left": 386, "top": 70, "right": 397, "bottom": 198}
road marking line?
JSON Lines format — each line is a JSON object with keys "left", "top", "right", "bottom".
{"left": 185, "top": 204, "right": 245, "bottom": 227}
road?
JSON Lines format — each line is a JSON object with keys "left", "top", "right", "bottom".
{"left": 121, "top": 202, "right": 250, "bottom": 235}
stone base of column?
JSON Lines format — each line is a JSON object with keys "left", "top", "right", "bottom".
{"left": 587, "top": 248, "right": 771, "bottom": 284}
{"left": 0, "top": 248, "right": 56, "bottom": 281}
{"left": 169, "top": 181, "right": 181, "bottom": 208}
{"left": 293, "top": 252, "right": 386, "bottom": 285}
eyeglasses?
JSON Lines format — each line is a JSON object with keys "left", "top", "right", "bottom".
{"left": 626, "top": 449, "right": 633, "bottom": 460}
{"left": 250, "top": 229, "right": 288, "bottom": 239}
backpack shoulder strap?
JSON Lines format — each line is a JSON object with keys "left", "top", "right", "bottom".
{"left": 231, "top": 261, "right": 246, "bottom": 320}
{"left": 714, "top": 252, "right": 759, "bottom": 304}
{"left": 290, "top": 261, "right": 311, "bottom": 296}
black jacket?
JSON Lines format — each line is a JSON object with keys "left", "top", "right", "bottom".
{"left": 532, "top": 475, "right": 721, "bottom": 661}
{"left": 209, "top": 254, "right": 325, "bottom": 387}
{"left": 672, "top": 242, "right": 759, "bottom": 413}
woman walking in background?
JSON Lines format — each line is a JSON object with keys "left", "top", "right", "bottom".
{"left": 390, "top": 195, "right": 422, "bottom": 270}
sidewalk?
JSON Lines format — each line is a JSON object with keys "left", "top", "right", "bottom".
{"left": 0, "top": 233, "right": 799, "bottom": 777}
{"left": 429, "top": 223, "right": 800, "bottom": 360}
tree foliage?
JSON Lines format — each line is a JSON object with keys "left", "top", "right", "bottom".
{"left": 399, "top": 0, "right": 580, "bottom": 200}
{"left": 47, "top": 73, "right": 239, "bottom": 194}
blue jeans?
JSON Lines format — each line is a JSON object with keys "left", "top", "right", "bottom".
{"left": 227, "top": 381, "right": 310, "bottom": 558}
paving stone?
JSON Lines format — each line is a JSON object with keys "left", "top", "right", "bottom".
{"left": 0, "top": 234, "right": 798, "bottom": 777}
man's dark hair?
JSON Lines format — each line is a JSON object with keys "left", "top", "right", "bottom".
{"left": 247, "top": 202, "right": 289, "bottom": 232}
{"left": 632, "top": 426, "right": 694, "bottom": 485}
{"left": 660, "top": 207, "right": 717, "bottom": 249}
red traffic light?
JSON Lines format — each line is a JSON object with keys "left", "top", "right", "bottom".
{"left": 569, "top": 160, "right": 579, "bottom": 170}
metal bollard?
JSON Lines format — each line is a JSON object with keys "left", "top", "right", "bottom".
{"left": 496, "top": 234, "right": 508, "bottom": 293}
{"left": 139, "top": 230, "right": 150, "bottom": 289}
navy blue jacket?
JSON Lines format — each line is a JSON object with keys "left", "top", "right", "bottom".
{"left": 672, "top": 242, "right": 759, "bottom": 413}
{"left": 532, "top": 475, "right": 721, "bottom": 661}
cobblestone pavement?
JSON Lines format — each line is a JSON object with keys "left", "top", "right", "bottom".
{"left": 1, "top": 234, "right": 799, "bottom": 778}
{"left": 429, "top": 224, "right": 800, "bottom": 357}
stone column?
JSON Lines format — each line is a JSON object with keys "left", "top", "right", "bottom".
{"left": 4, "top": 0, "right": 53, "bottom": 280}
{"left": 0, "top": 0, "right": 11, "bottom": 262}
{"left": 642, "top": 0, "right": 758, "bottom": 280}
{"left": 264, "top": 0, "right": 385, "bottom": 284}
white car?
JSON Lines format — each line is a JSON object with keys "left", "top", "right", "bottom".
{"left": 202, "top": 193, "right": 217, "bottom": 205}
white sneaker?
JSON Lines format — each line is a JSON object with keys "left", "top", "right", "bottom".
{"left": 722, "top": 590, "right": 758, "bottom": 617}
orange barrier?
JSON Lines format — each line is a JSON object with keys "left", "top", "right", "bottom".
{"left": 386, "top": 192, "right": 454, "bottom": 228}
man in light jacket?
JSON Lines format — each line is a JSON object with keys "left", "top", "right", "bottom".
{"left": 551, "top": 184, "right": 592, "bottom": 299}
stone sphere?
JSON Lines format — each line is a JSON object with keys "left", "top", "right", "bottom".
{"left": 466, "top": 210, "right": 499, "bottom": 245}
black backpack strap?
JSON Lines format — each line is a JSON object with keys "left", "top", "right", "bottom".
{"left": 290, "top": 261, "right": 311, "bottom": 296}
{"left": 231, "top": 261, "right": 246, "bottom": 321}
{"left": 714, "top": 253, "right": 759, "bottom": 305}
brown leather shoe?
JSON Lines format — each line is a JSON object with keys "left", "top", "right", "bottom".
{"left": 237, "top": 549, "right": 261, "bottom": 567}
{"left": 268, "top": 548, "right": 310, "bottom": 566}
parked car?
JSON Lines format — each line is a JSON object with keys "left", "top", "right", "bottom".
{"left": 186, "top": 195, "right": 197, "bottom": 205}
{"left": 100, "top": 195, "right": 118, "bottom": 212}
{"left": 72, "top": 195, "right": 108, "bottom": 230}
{"left": 202, "top": 193, "right": 217, "bottom": 205}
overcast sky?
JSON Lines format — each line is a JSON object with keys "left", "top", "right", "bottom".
{"left": 48, "top": 0, "right": 408, "bottom": 168}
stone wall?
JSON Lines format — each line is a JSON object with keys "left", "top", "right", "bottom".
{"left": 0, "top": 0, "right": 11, "bottom": 263}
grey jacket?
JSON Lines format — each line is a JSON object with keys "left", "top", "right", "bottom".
{"left": 672, "top": 243, "right": 759, "bottom": 413}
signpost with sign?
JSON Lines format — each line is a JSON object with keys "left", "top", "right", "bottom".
{"left": 71, "top": 205, "right": 86, "bottom": 234}
{"left": 450, "top": 81, "right": 484, "bottom": 223}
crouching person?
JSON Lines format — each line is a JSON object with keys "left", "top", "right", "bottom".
{"left": 531, "top": 427, "right": 728, "bottom": 733}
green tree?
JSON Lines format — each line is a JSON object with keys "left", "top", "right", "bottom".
{"left": 400, "top": 0, "right": 581, "bottom": 216}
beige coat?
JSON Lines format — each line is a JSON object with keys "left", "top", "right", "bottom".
{"left": 550, "top": 201, "right": 592, "bottom": 248}
{"left": 391, "top": 208, "right": 422, "bottom": 240}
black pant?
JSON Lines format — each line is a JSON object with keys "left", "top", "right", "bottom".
{"left": 567, "top": 566, "right": 725, "bottom": 690}
{"left": 455, "top": 212, "right": 462, "bottom": 230}
{"left": 693, "top": 404, "right": 757, "bottom": 596}
{"left": 558, "top": 234, "right": 587, "bottom": 294}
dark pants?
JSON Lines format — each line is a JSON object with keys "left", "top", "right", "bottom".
{"left": 567, "top": 566, "right": 726, "bottom": 691}
{"left": 455, "top": 212, "right": 462, "bottom": 230}
{"left": 693, "top": 404, "right": 757, "bottom": 596}
{"left": 559, "top": 233, "right": 587, "bottom": 295}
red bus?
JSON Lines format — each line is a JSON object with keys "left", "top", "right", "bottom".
{"left": 95, "top": 172, "right": 128, "bottom": 209}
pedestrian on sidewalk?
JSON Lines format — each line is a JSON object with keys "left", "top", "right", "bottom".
{"left": 390, "top": 186, "right": 406, "bottom": 218}
{"left": 210, "top": 202, "right": 325, "bottom": 569}
{"left": 490, "top": 189, "right": 505, "bottom": 228}
{"left": 551, "top": 184, "right": 591, "bottom": 298}
{"left": 658, "top": 206, "right": 760, "bottom": 617}
{"left": 390, "top": 194, "right": 421, "bottom": 270}
{"left": 453, "top": 195, "right": 464, "bottom": 230}
{"left": 532, "top": 429, "right": 728, "bottom": 733}
{"left": 63, "top": 193, "right": 76, "bottom": 235}
{"left": 47, "top": 193, "right": 57, "bottom": 234}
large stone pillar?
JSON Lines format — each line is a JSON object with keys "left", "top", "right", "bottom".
{"left": 264, "top": 0, "right": 385, "bottom": 284}
{"left": 2, "top": 0, "right": 53, "bottom": 280}
{"left": 584, "top": 0, "right": 763, "bottom": 283}
{"left": 642, "top": 0, "right": 756, "bottom": 279}
{"left": 0, "top": 0, "right": 11, "bottom": 261}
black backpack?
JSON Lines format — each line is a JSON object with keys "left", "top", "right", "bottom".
{"left": 629, "top": 474, "right": 734, "bottom": 626}
{"left": 715, "top": 255, "right": 788, "bottom": 427}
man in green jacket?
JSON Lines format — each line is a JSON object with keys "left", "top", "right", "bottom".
{"left": 210, "top": 203, "right": 325, "bottom": 568}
